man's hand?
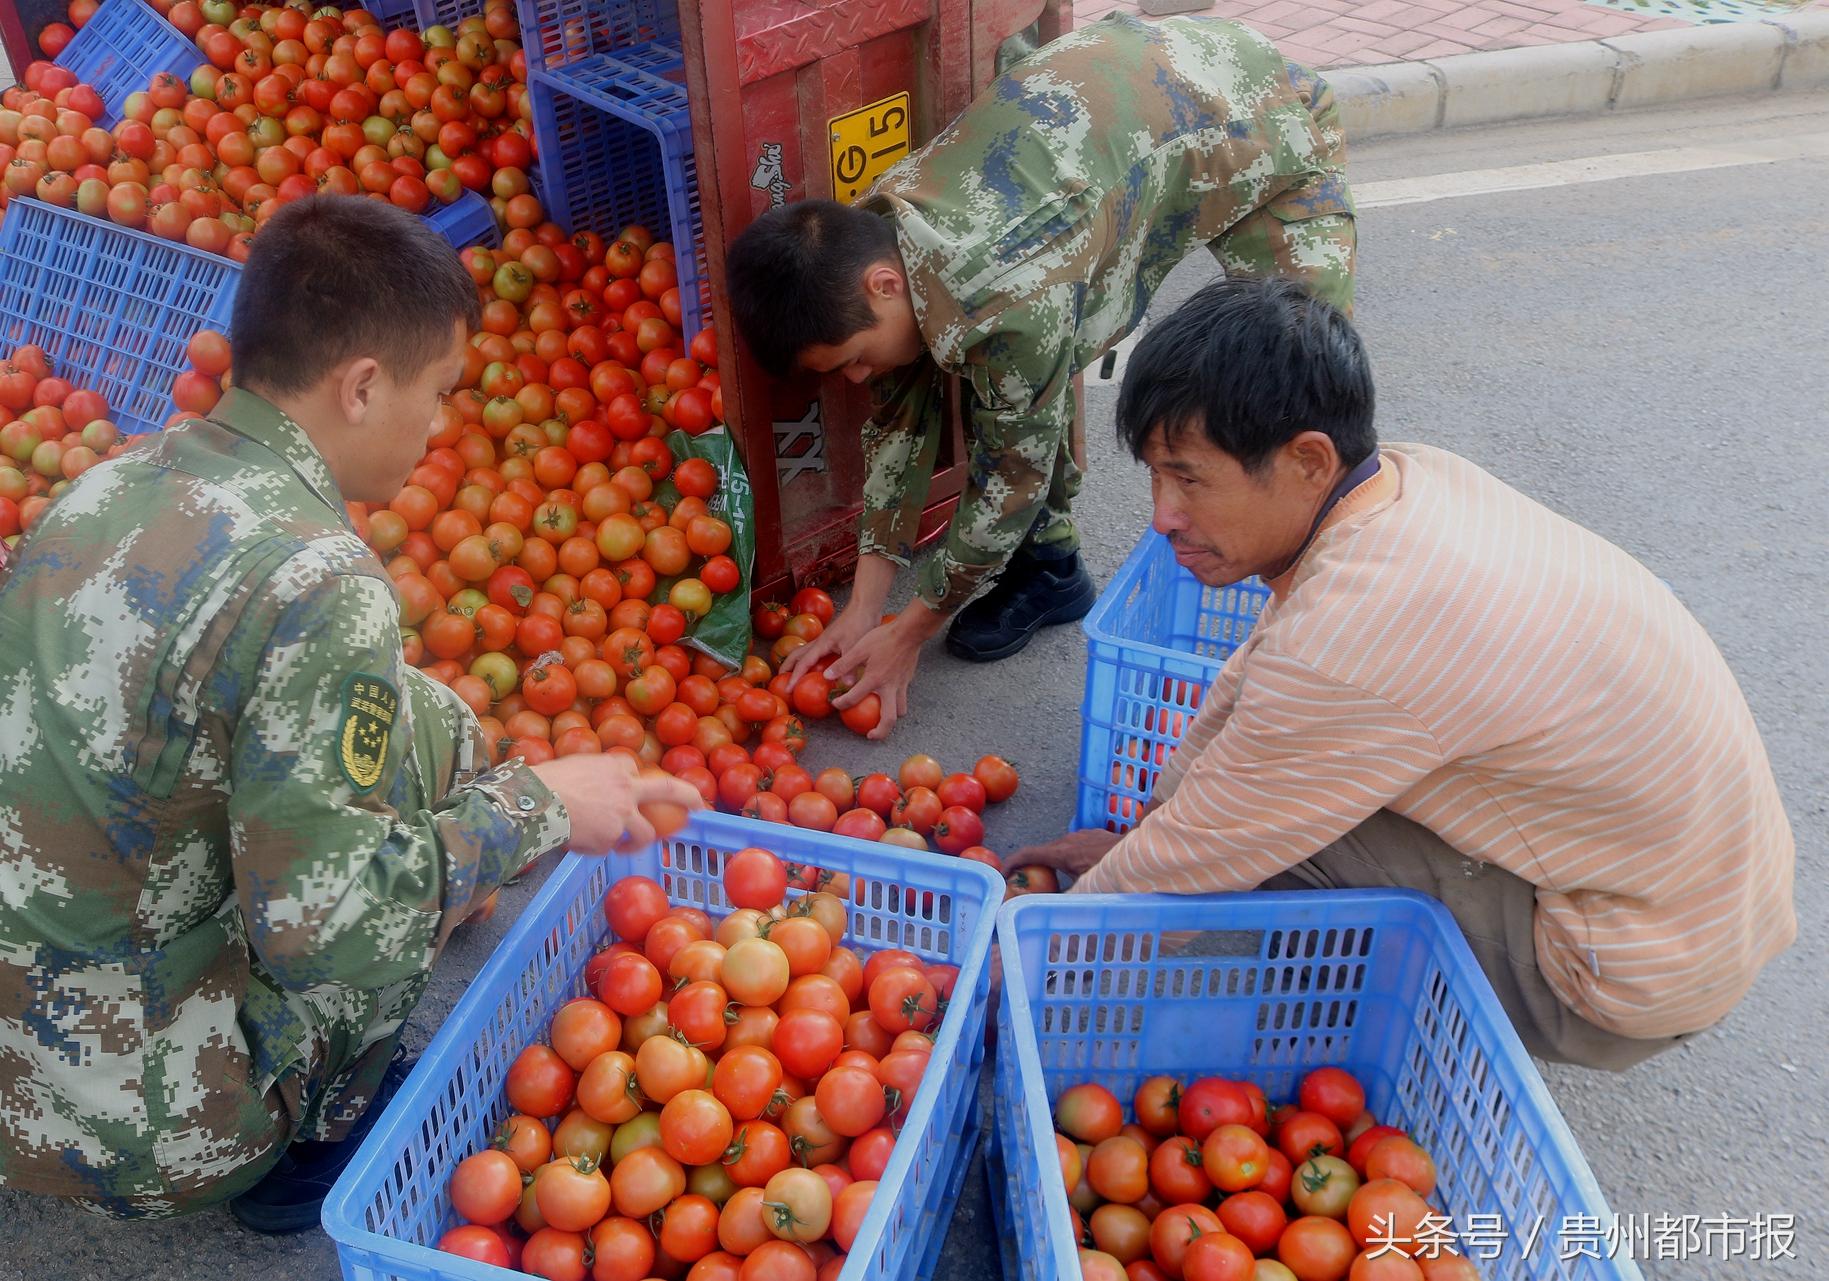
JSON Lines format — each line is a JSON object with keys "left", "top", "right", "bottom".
{"left": 825, "top": 605, "right": 946, "bottom": 740}
{"left": 781, "top": 553, "right": 896, "bottom": 691}
{"left": 1006, "top": 829, "right": 1124, "bottom": 878}
{"left": 781, "top": 602, "right": 876, "bottom": 686}
{"left": 530, "top": 753, "right": 705, "bottom": 855}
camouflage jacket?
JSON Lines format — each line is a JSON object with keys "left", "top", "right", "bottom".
{"left": 0, "top": 389, "right": 566, "bottom": 1214}
{"left": 860, "top": 14, "right": 1355, "bottom": 610}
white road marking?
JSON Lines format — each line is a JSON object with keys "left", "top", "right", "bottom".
{"left": 1354, "top": 131, "right": 1829, "bottom": 208}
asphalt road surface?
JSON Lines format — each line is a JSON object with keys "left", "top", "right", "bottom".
{"left": 2, "top": 93, "right": 1823, "bottom": 1280}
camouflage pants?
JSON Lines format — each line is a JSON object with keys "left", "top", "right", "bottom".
{"left": 1209, "top": 69, "right": 1358, "bottom": 317}
{"left": 73, "top": 676, "right": 468, "bottom": 1216}
{"left": 1024, "top": 71, "right": 1356, "bottom": 558}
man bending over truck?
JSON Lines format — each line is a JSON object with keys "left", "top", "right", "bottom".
{"left": 725, "top": 14, "right": 1356, "bottom": 738}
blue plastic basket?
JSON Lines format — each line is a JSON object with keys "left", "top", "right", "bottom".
{"left": 0, "top": 198, "right": 239, "bottom": 436}
{"left": 323, "top": 811, "right": 1003, "bottom": 1281}
{"left": 529, "top": 42, "right": 707, "bottom": 338}
{"left": 991, "top": 890, "right": 1643, "bottom": 1281}
{"left": 1076, "top": 529, "right": 1272, "bottom": 834}
{"left": 511, "top": 0, "right": 677, "bottom": 70}
{"left": 423, "top": 189, "right": 497, "bottom": 250}
{"left": 357, "top": 0, "right": 421, "bottom": 31}
{"left": 54, "top": 0, "right": 201, "bottom": 125}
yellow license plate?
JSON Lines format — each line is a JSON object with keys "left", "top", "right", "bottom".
{"left": 829, "top": 92, "right": 911, "bottom": 204}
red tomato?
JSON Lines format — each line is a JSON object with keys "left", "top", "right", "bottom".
{"left": 1181, "top": 1233, "right": 1255, "bottom": 1281}
{"left": 1299, "top": 1067, "right": 1368, "bottom": 1130}
{"left": 855, "top": 774, "right": 900, "bottom": 818}
{"left": 1149, "top": 1205, "right": 1224, "bottom": 1279}
{"left": 603, "top": 875, "right": 669, "bottom": 944}
{"left": 549, "top": 998, "right": 623, "bottom": 1071}
{"left": 1149, "top": 1136, "right": 1213, "bottom": 1205}
{"left": 1364, "top": 1136, "right": 1437, "bottom": 1199}
{"left": 935, "top": 772, "right": 987, "bottom": 813}
{"left": 1278, "top": 1217, "right": 1357, "bottom": 1281}
{"left": 931, "top": 805, "right": 984, "bottom": 855}
{"left": 660, "top": 1088, "right": 735, "bottom": 1166}
{"left": 1178, "top": 1078, "right": 1257, "bottom": 1143}
{"left": 724, "top": 846, "right": 788, "bottom": 910}
{"left": 506, "top": 1045, "right": 576, "bottom": 1118}
{"left": 1346, "top": 1126, "right": 1409, "bottom": 1177}
{"left": 1202, "top": 1124, "right": 1271, "bottom": 1193}
{"left": 789, "top": 587, "right": 834, "bottom": 624}
{"left": 1277, "top": 1112, "right": 1346, "bottom": 1166}
{"left": 1056, "top": 1083, "right": 1124, "bottom": 1145}
{"left": 866, "top": 967, "right": 936, "bottom": 1035}
{"left": 838, "top": 693, "right": 881, "bottom": 736}
{"left": 521, "top": 1227, "right": 589, "bottom": 1281}
{"left": 449, "top": 1149, "right": 523, "bottom": 1225}
{"left": 438, "top": 1224, "right": 511, "bottom": 1267}
{"left": 772, "top": 1009, "right": 843, "bottom": 1080}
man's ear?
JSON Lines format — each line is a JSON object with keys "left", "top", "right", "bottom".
{"left": 335, "top": 357, "right": 383, "bottom": 426}
{"left": 862, "top": 261, "right": 905, "bottom": 302}
{"left": 1286, "top": 430, "right": 1343, "bottom": 490}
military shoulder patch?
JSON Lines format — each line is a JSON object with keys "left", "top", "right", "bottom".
{"left": 337, "top": 673, "right": 398, "bottom": 793}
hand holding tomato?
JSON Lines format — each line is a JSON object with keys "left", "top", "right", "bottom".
{"left": 1006, "top": 829, "right": 1123, "bottom": 878}
{"left": 778, "top": 600, "right": 876, "bottom": 685}
{"left": 530, "top": 752, "right": 705, "bottom": 854}
{"left": 816, "top": 607, "right": 946, "bottom": 742}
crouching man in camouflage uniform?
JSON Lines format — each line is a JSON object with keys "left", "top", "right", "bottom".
{"left": 0, "top": 197, "right": 700, "bottom": 1231}
{"left": 726, "top": 15, "right": 1356, "bottom": 737}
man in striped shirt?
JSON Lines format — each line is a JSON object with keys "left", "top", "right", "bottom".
{"left": 1018, "top": 278, "right": 1795, "bottom": 1070}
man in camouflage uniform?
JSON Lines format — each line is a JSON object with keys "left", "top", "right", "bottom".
{"left": 727, "top": 14, "right": 1355, "bottom": 737}
{"left": 0, "top": 197, "right": 697, "bottom": 1228}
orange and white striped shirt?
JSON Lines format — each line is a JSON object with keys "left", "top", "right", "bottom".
{"left": 1075, "top": 444, "right": 1795, "bottom": 1038}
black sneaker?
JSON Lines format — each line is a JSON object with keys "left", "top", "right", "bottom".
{"left": 228, "top": 1047, "right": 415, "bottom": 1235}
{"left": 944, "top": 546, "right": 1098, "bottom": 662}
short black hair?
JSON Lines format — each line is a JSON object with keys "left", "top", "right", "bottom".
{"left": 1117, "top": 277, "right": 1375, "bottom": 472}
{"left": 231, "top": 196, "right": 480, "bottom": 396}
{"left": 725, "top": 199, "right": 900, "bottom": 377}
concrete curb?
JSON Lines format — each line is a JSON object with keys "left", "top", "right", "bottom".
{"left": 1333, "top": 10, "right": 1829, "bottom": 141}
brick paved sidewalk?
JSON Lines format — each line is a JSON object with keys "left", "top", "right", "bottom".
{"left": 1076, "top": 0, "right": 1823, "bottom": 68}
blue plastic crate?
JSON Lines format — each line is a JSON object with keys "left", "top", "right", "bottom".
{"left": 358, "top": 0, "right": 421, "bottom": 31}
{"left": 529, "top": 43, "right": 707, "bottom": 338}
{"left": 54, "top": 0, "right": 201, "bottom": 125}
{"left": 510, "top": 0, "right": 677, "bottom": 70}
{"left": 408, "top": 0, "right": 468, "bottom": 34}
{"left": 423, "top": 189, "right": 497, "bottom": 250}
{"left": 0, "top": 198, "right": 239, "bottom": 436}
{"left": 323, "top": 811, "right": 1003, "bottom": 1281}
{"left": 992, "top": 890, "right": 1643, "bottom": 1281}
{"left": 1075, "top": 529, "right": 1272, "bottom": 833}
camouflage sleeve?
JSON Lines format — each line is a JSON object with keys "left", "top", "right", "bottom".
{"left": 916, "top": 306, "right": 1076, "bottom": 613}
{"left": 228, "top": 567, "right": 567, "bottom": 993}
{"left": 857, "top": 358, "right": 946, "bottom": 566}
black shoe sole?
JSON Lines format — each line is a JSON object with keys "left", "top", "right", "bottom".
{"left": 944, "top": 576, "right": 1099, "bottom": 663}
{"left": 228, "top": 1194, "right": 330, "bottom": 1235}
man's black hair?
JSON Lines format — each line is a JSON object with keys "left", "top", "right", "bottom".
{"left": 231, "top": 196, "right": 480, "bottom": 396}
{"left": 725, "top": 199, "right": 900, "bottom": 377}
{"left": 1116, "top": 277, "right": 1376, "bottom": 472}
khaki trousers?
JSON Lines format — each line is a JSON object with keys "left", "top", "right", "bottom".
{"left": 1261, "top": 810, "right": 1691, "bottom": 1072}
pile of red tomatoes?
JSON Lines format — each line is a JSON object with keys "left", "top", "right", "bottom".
{"left": 9, "top": 0, "right": 534, "bottom": 255}
{"left": 1054, "top": 1070, "right": 1480, "bottom": 1281}
{"left": 0, "top": 331, "right": 230, "bottom": 546}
